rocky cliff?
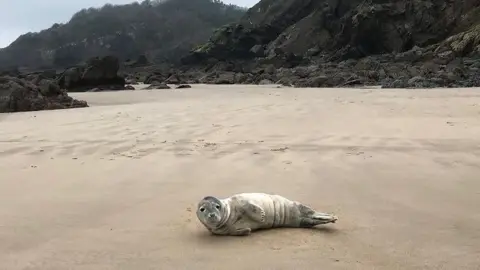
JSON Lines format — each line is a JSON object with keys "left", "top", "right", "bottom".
{"left": 0, "top": 0, "right": 246, "bottom": 70}
{"left": 183, "top": 0, "right": 480, "bottom": 65}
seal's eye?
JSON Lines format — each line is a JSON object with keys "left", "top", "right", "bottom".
{"left": 199, "top": 207, "right": 205, "bottom": 212}
{"left": 215, "top": 205, "right": 220, "bottom": 209}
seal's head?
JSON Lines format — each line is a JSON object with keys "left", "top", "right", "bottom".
{"left": 196, "top": 196, "right": 226, "bottom": 228}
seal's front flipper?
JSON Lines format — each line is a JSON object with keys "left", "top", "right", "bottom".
{"left": 231, "top": 228, "right": 251, "bottom": 236}
{"left": 241, "top": 201, "right": 266, "bottom": 223}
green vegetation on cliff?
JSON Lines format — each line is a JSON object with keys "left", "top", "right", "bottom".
{"left": 0, "top": 0, "right": 246, "bottom": 70}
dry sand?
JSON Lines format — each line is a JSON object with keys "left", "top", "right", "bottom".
{"left": 1, "top": 84, "right": 479, "bottom": 269}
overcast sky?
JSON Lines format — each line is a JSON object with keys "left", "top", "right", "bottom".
{"left": 0, "top": 0, "right": 258, "bottom": 48}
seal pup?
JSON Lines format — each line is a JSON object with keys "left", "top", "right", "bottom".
{"left": 196, "top": 192, "right": 338, "bottom": 236}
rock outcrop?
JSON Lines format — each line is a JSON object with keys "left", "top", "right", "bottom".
{"left": 57, "top": 55, "right": 126, "bottom": 92}
{"left": 183, "top": 0, "right": 480, "bottom": 65}
{"left": 174, "top": 0, "right": 480, "bottom": 88}
{"left": 0, "top": 76, "right": 88, "bottom": 113}
{"left": 139, "top": 50, "right": 480, "bottom": 88}
{"left": 142, "top": 82, "right": 171, "bottom": 90}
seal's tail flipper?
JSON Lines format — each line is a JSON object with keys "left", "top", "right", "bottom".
{"left": 311, "top": 212, "right": 338, "bottom": 224}
{"left": 297, "top": 203, "right": 338, "bottom": 227}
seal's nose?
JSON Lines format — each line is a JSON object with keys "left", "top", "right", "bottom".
{"left": 208, "top": 213, "right": 215, "bottom": 218}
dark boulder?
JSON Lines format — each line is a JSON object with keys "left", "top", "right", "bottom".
{"left": 57, "top": 55, "right": 126, "bottom": 92}
{"left": 143, "top": 82, "right": 171, "bottom": 90}
{"left": 0, "top": 76, "right": 88, "bottom": 113}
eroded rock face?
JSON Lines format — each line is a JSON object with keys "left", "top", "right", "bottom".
{"left": 57, "top": 55, "right": 126, "bottom": 92}
{"left": 0, "top": 76, "right": 88, "bottom": 113}
{"left": 435, "top": 24, "right": 480, "bottom": 57}
{"left": 182, "top": 0, "right": 480, "bottom": 65}
{"left": 125, "top": 54, "right": 151, "bottom": 68}
{"left": 168, "top": 0, "right": 480, "bottom": 89}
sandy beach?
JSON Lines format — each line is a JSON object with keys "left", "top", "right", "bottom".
{"left": 0, "top": 84, "right": 479, "bottom": 269}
